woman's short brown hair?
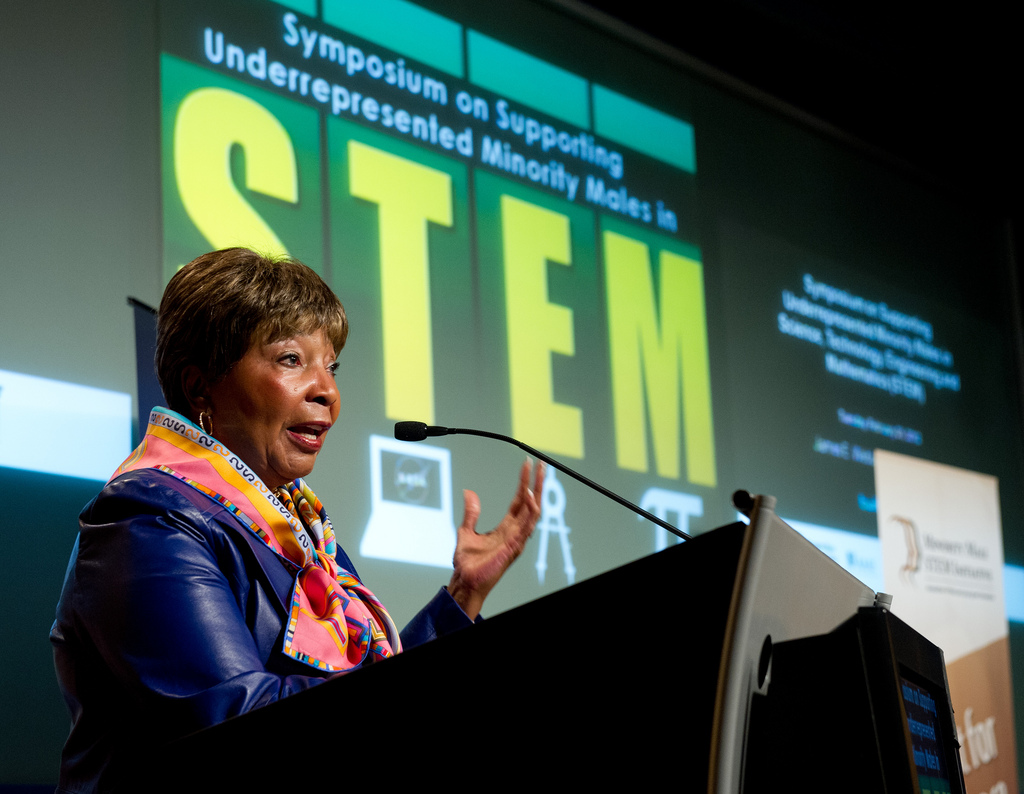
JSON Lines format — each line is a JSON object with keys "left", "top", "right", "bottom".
{"left": 156, "top": 248, "right": 347, "bottom": 415}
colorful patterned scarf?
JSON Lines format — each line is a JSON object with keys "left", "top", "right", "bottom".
{"left": 113, "top": 407, "right": 401, "bottom": 671}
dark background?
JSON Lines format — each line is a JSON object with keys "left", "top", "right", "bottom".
{"left": 575, "top": 0, "right": 1024, "bottom": 352}
{"left": 576, "top": 0, "right": 1022, "bottom": 219}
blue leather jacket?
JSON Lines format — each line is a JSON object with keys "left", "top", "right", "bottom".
{"left": 51, "top": 469, "right": 472, "bottom": 792}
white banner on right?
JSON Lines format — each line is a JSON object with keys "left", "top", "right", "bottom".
{"left": 876, "top": 449, "right": 1017, "bottom": 794}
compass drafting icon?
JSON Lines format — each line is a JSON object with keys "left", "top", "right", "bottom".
{"left": 360, "top": 434, "right": 457, "bottom": 568}
{"left": 534, "top": 468, "right": 576, "bottom": 585}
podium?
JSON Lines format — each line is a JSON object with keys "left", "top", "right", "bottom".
{"left": 153, "top": 496, "right": 964, "bottom": 791}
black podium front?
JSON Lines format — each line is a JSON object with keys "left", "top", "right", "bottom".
{"left": 153, "top": 521, "right": 747, "bottom": 788}
{"left": 148, "top": 497, "right": 963, "bottom": 792}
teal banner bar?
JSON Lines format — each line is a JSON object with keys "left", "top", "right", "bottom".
{"left": 323, "top": 0, "right": 464, "bottom": 77}
{"left": 593, "top": 84, "right": 696, "bottom": 173}
{"left": 467, "top": 30, "right": 588, "bottom": 129}
{"left": 270, "top": 0, "right": 316, "bottom": 15}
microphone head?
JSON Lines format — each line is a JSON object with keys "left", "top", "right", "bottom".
{"left": 394, "top": 421, "right": 428, "bottom": 442}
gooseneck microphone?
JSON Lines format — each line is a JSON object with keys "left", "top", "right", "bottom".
{"left": 394, "top": 422, "right": 451, "bottom": 441}
{"left": 394, "top": 421, "right": 690, "bottom": 541}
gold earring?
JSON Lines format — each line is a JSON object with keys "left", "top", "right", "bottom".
{"left": 199, "top": 410, "right": 213, "bottom": 436}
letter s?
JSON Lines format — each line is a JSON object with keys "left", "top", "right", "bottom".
{"left": 283, "top": 12, "right": 299, "bottom": 47}
{"left": 496, "top": 99, "right": 509, "bottom": 130}
{"left": 173, "top": 87, "right": 295, "bottom": 256}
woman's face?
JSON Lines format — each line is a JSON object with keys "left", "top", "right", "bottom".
{"left": 204, "top": 329, "right": 341, "bottom": 489}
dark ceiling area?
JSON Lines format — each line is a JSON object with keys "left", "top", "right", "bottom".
{"left": 574, "top": 0, "right": 1021, "bottom": 218}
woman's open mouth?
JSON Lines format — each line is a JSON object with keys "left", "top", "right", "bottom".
{"left": 287, "top": 423, "right": 330, "bottom": 451}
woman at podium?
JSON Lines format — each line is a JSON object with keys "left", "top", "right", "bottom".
{"left": 50, "top": 248, "right": 544, "bottom": 791}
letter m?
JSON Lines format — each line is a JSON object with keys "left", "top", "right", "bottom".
{"left": 585, "top": 175, "right": 606, "bottom": 203}
{"left": 319, "top": 35, "right": 344, "bottom": 63}
{"left": 604, "top": 230, "right": 715, "bottom": 486}
{"left": 481, "top": 135, "right": 504, "bottom": 167}
{"left": 422, "top": 77, "right": 448, "bottom": 105}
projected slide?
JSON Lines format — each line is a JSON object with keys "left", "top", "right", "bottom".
{"left": 718, "top": 219, "right": 1008, "bottom": 535}
{"left": 158, "top": 0, "right": 715, "bottom": 584}
{"left": 153, "top": 0, "right": 1022, "bottom": 609}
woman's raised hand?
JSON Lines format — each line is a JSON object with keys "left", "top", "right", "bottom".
{"left": 447, "top": 460, "right": 546, "bottom": 620}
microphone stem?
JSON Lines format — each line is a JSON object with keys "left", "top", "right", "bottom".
{"left": 446, "top": 427, "right": 691, "bottom": 541}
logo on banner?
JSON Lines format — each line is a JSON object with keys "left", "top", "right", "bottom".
{"left": 885, "top": 512, "right": 997, "bottom": 601}
{"left": 890, "top": 515, "right": 921, "bottom": 585}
